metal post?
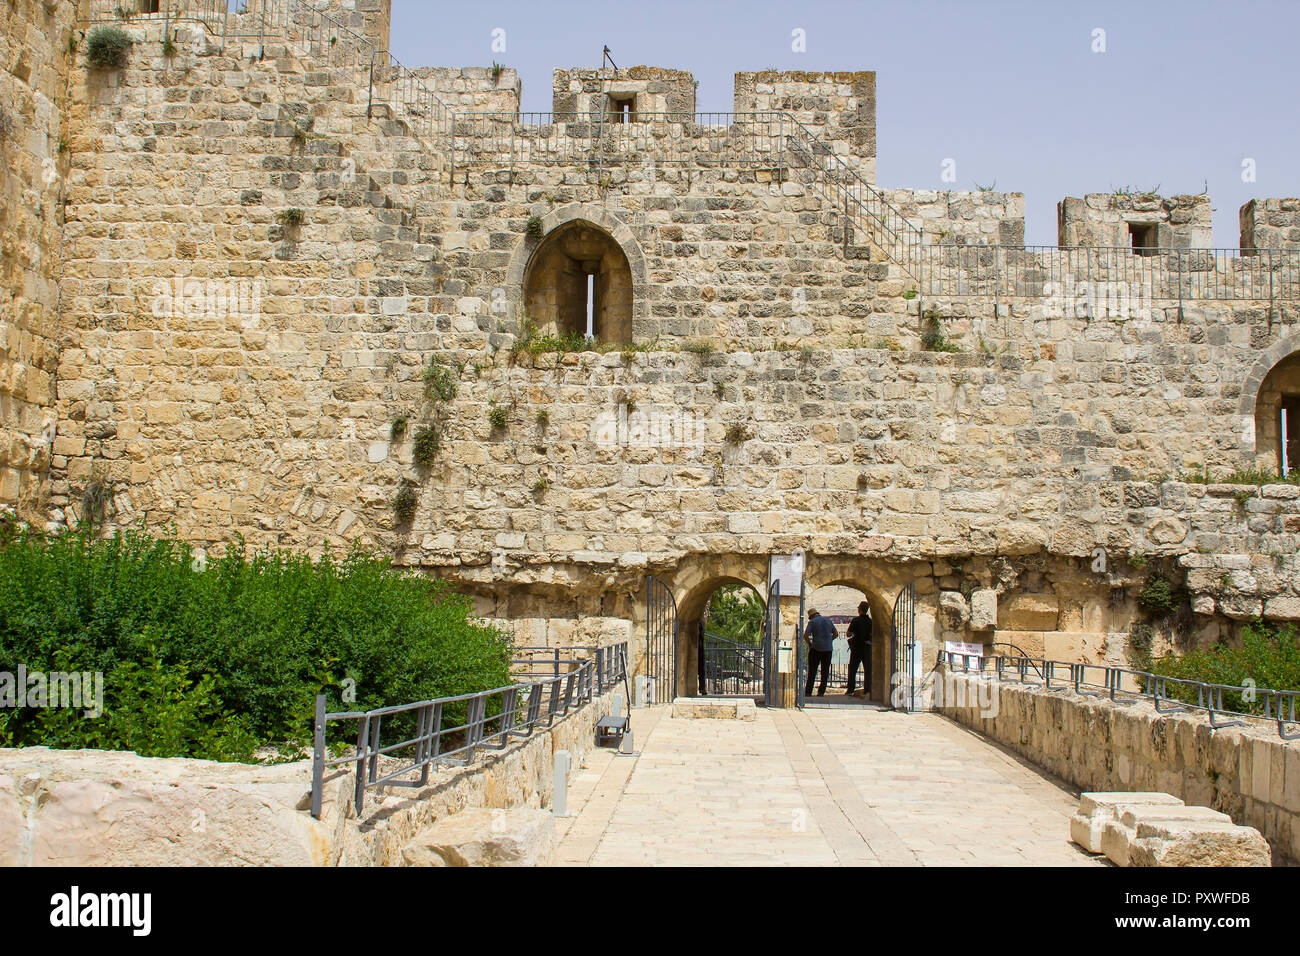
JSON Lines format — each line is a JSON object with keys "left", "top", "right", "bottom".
{"left": 310, "top": 694, "right": 325, "bottom": 819}
{"left": 553, "top": 750, "right": 571, "bottom": 817}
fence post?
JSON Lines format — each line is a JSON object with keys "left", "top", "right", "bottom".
{"left": 553, "top": 750, "right": 571, "bottom": 816}
{"left": 310, "top": 694, "right": 325, "bottom": 819}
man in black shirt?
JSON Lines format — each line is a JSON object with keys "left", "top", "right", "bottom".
{"left": 846, "top": 601, "right": 872, "bottom": 697}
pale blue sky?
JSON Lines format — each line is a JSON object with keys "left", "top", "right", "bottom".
{"left": 390, "top": 0, "right": 1300, "bottom": 246}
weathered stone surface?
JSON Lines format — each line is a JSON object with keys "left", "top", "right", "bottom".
{"left": 672, "top": 697, "right": 758, "bottom": 720}
{"left": 940, "top": 674, "right": 1300, "bottom": 864}
{"left": 1069, "top": 791, "right": 1185, "bottom": 853}
{"left": 939, "top": 590, "right": 970, "bottom": 628}
{"left": 970, "top": 590, "right": 997, "bottom": 631}
{"left": 402, "top": 808, "right": 555, "bottom": 866}
{"left": 1129, "top": 819, "right": 1271, "bottom": 867}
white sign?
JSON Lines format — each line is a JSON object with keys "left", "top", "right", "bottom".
{"left": 945, "top": 640, "right": 985, "bottom": 669}
{"left": 769, "top": 552, "right": 804, "bottom": 596}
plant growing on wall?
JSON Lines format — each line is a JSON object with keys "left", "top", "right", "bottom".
{"left": 525, "top": 215, "right": 544, "bottom": 240}
{"left": 392, "top": 483, "right": 417, "bottom": 525}
{"left": 86, "top": 27, "right": 132, "bottom": 70}
{"left": 276, "top": 208, "right": 305, "bottom": 229}
{"left": 487, "top": 401, "right": 509, "bottom": 431}
{"left": 390, "top": 414, "right": 409, "bottom": 441}
{"left": 921, "top": 308, "right": 962, "bottom": 353}
{"left": 412, "top": 424, "right": 441, "bottom": 468}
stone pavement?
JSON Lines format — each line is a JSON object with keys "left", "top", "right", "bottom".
{"left": 556, "top": 703, "right": 1104, "bottom": 866}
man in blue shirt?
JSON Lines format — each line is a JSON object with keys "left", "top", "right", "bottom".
{"left": 803, "top": 609, "right": 837, "bottom": 697}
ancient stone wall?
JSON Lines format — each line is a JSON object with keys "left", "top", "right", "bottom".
{"left": 883, "top": 188, "right": 1024, "bottom": 247}
{"left": 1058, "top": 192, "right": 1212, "bottom": 249}
{"left": 938, "top": 671, "right": 1300, "bottom": 863}
{"left": 0, "top": 0, "right": 75, "bottom": 521}
{"left": 1241, "top": 198, "right": 1300, "bottom": 253}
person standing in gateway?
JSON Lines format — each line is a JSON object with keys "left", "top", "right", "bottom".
{"left": 846, "top": 601, "right": 872, "bottom": 698}
{"left": 803, "top": 609, "right": 837, "bottom": 697}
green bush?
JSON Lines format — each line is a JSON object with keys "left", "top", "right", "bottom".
{"left": 86, "top": 27, "right": 132, "bottom": 70}
{"left": 1149, "top": 623, "right": 1300, "bottom": 714}
{"left": 705, "top": 586, "right": 764, "bottom": 646}
{"left": 1137, "top": 574, "right": 1184, "bottom": 618}
{"left": 0, "top": 528, "right": 512, "bottom": 758}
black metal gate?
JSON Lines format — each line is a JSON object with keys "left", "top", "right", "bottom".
{"left": 645, "top": 575, "right": 677, "bottom": 704}
{"left": 762, "top": 580, "right": 781, "bottom": 705}
{"left": 891, "top": 581, "right": 917, "bottom": 712}
{"left": 700, "top": 631, "right": 764, "bottom": 697}
{"left": 795, "top": 578, "right": 808, "bottom": 708}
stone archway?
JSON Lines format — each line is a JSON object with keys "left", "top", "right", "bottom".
{"left": 665, "top": 555, "right": 770, "bottom": 698}
{"left": 803, "top": 557, "right": 936, "bottom": 705}
{"left": 1238, "top": 333, "right": 1300, "bottom": 462}
{"left": 505, "top": 204, "right": 648, "bottom": 343}
{"left": 1245, "top": 347, "right": 1300, "bottom": 474}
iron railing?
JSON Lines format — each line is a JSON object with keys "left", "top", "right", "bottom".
{"left": 700, "top": 630, "right": 763, "bottom": 696}
{"left": 918, "top": 244, "right": 1300, "bottom": 303}
{"left": 83, "top": 3, "right": 1300, "bottom": 303}
{"left": 944, "top": 652, "right": 1300, "bottom": 741}
{"left": 309, "top": 640, "right": 628, "bottom": 818}
{"left": 80, "top": 0, "right": 375, "bottom": 67}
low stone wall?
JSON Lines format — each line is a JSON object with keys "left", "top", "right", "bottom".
{"left": 0, "top": 690, "right": 614, "bottom": 866}
{"left": 937, "top": 672, "right": 1300, "bottom": 864}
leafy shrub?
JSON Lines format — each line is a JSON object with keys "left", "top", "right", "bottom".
{"left": 276, "top": 208, "right": 305, "bottom": 228}
{"left": 704, "top": 586, "right": 764, "bottom": 646}
{"left": 0, "top": 529, "right": 512, "bottom": 757}
{"left": 525, "top": 215, "right": 544, "bottom": 240}
{"left": 487, "top": 402, "right": 509, "bottom": 430}
{"left": 412, "top": 424, "right": 441, "bottom": 467}
{"left": 422, "top": 358, "right": 458, "bottom": 402}
{"left": 392, "top": 483, "right": 417, "bottom": 525}
{"left": 1149, "top": 623, "right": 1300, "bottom": 714}
{"left": 86, "top": 27, "right": 132, "bottom": 70}
{"left": 1138, "top": 574, "right": 1184, "bottom": 618}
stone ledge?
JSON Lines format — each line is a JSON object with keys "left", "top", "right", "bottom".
{"left": 671, "top": 697, "right": 758, "bottom": 720}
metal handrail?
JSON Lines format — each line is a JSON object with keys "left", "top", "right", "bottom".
{"left": 944, "top": 652, "right": 1300, "bottom": 741}
{"left": 310, "top": 640, "right": 629, "bottom": 818}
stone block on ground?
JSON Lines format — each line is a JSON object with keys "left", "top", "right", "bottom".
{"left": 671, "top": 697, "right": 758, "bottom": 720}
{"left": 401, "top": 807, "right": 556, "bottom": 867}
{"left": 1070, "top": 791, "right": 1185, "bottom": 853}
{"left": 1129, "top": 819, "right": 1271, "bottom": 867}
{"left": 1102, "top": 805, "right": 1236, "bottom": 866}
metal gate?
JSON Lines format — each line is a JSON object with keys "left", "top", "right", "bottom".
{"left": 795, "top": 578, "right": 808, "bottom": 708}
{"left": 700, "top": 631, "right": 765, "bottom": 697}
{"left": 762, "top": 580, "right": 781, "bottom": 705}
{"left": 891, "top": 581, "right": 917, "bottom": 712}
{"left": 645, "top": 575, "right": 677, "bottom": 704}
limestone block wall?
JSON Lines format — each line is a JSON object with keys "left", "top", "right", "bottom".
{"left": 733, "top": 70, "right": 876, "bottom": 182}
{"left": 1241, "top": 198, "right": 1300, "bottom": 253}
{"left": 411, "top": 67, "right": 521, "bottom": 114}
{"left": 1058, "top": 192, "right": 1213, "bottom": 249}
{"left": 0, "top": 0, "right": 75, "bottom": 520}
{"left": 938, "top": 672, "right": 1300, "bottom": 863}
{"left": 883, "top": 188, "right": 1024, "bottom": 246}
{"left": 552, "top": 67, "right": 696, "bottom": 121}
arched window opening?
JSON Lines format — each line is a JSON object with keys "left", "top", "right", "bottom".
{"left": 1254, "top": 353, "right": 1300, "bottom": 476}
{"left": 523, "top": 221, "right": 632, "bottom": 345}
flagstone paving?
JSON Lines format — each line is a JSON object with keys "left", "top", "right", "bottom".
{"left": 556, "top": 703, "right": 1104, "bottom": 867}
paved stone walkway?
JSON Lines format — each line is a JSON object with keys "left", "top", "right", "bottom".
{"left": 557, "top": 704, "right": 1104, "bottom": 866}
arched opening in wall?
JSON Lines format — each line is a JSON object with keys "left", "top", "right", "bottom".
{"left": 1253, "top": 352, "right": 1300, "bottom": 476}
{"left": 676, "top": 577, "right": 767, "bottom": 700}
{"left": 523, "top": 221, "right": 632, "bottom": 345}
{"left": 804, "top": 583, "right": 889, "bottom": 705}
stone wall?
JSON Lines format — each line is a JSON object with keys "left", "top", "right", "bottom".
{"left": 0, "top": 0, "right": 75, "bottom": 520}
{"left": 1058, "top": 192, "right": 1212, "bottom": 250}
{"left": 883, "top": 189, "right": 1024, "bottom": 246}
{"left": 938, "top": 671, "right": 1300, "bottom": 863}
{"left": 0, "top": 685, "right": 615, "bottom": 866}
{"left": 1241, "top": 198, "right": 1300, "bottom": 253}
